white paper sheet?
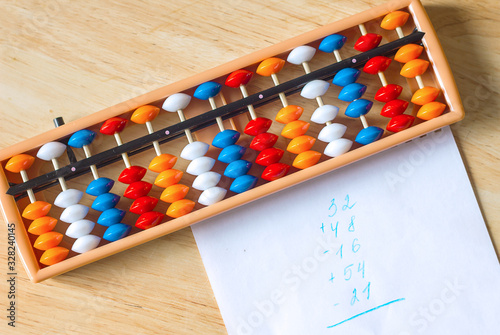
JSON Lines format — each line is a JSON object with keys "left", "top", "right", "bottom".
{"left": 192, "top": 127, "right": 500, "bottom": 335}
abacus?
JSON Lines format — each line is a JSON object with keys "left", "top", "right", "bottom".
{"left": 0, "top": 0, "right": 464, "bottom": 283}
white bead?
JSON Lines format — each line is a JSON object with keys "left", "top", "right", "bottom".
{"left": 192, "top": 171, "right": 221, "bottom": 191}
{"left": 198, "top": 187, "right": 227, "bottom": 206}
{"left": 180, "top": 141, "right": 210, "bottom": 160}
{"left": 36, "top": 142, "right": 67, "bottom": 161}
{"left": 318, "top": 123, "right": 347, "bottom": 143}
{"left": 300, "top": 80, "right": 330, "bottom": 99}
{"left": 54, "top": 189, "right": 83, "bottom": 208}
{"left": 310, "top": 105, "right": 339, "bottom": 124}
{"left": 162, "top": 93, "right": 192, "bottom": 112}
{"left": 60, "top": 204, "right": 89, "bottom": 223}
{"left": 324, "top": 138, "right": 353, "bottom": 157}
{"left": 186, "top": 156, "right": 215, "bottom": 176}
{"left": 72, "top": 234, "right": 101, "bottom": 253}
{"left": 287, "top": 46, "right": 316, "bottom": 65}
{"left": 66, "top": 219, "right": 95, "bottom": 239}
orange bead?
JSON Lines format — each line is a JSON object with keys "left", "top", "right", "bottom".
{"left": 292, "top": 150, "right": 321, "bottom": 169}
{"left": 411, "top": 87, "right": 440, "bottom": 105}
{"left": 5, "top": 154, "right": 35, "bottom": 173}
{"left": 22, "top": 201, "right": 52, "bottom": 220}
{"left": 131, "top": 105, "right": 160, "bottom": 124}
{"left": 167, "top": 199, "right": 195, "bottom": 218}
{"left": 395, "top": 44, "right": 424, "bottom": 63}
{"left": 380, "top": 11, "right": 410, "bottom": 30}
{"left": 34, "top": 231, "right": 63, "bottom": 250}
{"left": 40, "top": 247, "right": 69, "bottom": 266}
{"left": 160, "top": 184, "right": 189, "bottom": 203}
{"left": 256, "top": 58, "right": 285, "bottom": 76}
{"left": 275, "top": 105, "right": 304, "bottom": 124}
{"left": 287, "top": 135, "right": 316, "bottom": 154}
{"left": 281, "top": 120, "right": 310, "bottom": 139}
{"left": 149, "top": 153, "right": 177, "bottom": 172}
{"left": 154, "top": 169, "right": 183, "bottom": 188}
{"left": 28, "top": 216, "right": 58, "bottom": 235}
{"left": 417, "top": 102, "right": 447, "bottom": 120}
{"left": 400, "top": 59, "right": 429, "bottom": 78}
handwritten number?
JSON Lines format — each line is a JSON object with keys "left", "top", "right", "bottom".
{"left": 358, "top": 261, "right": 365, "bottom": 278}
{"left": 342, "top": 194, "right": 356, "bottom": 211}
{"left": 351, "top": 289, "right": 359, "bottom": 306}
{"left": 344, "top": 264, "right": 353, "bottom": 281}
{"left": 352, "top": 238, "right": 360, "bottom": 253}
{"left": 348, "top": 216, "right": 355, "bottom": 232}
{"left": 331, "top": 221, "right": 339, "bottom": 237}
{"left": 336, "top": 244, "right": 343, "bottom": 259}
{"left": 328, "top": 199, "right": 338, "bottom": 217}
{"left": 363, "top": 282, "right": 371, "bottom": 300}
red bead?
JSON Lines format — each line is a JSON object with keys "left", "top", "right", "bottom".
{"left": 363, "top": 56, "right": 392, "bottom": 74}
{"left": 244, "top": 117, "right": 272, "bottom": 136}
{"left": 135, "top": 211, "right": 164, "bottom": 230}
{"left": 225, "top": 69, "right": 253, "bottom": 87}
{"left": 375, "top": 84, "right": 403, "bottom": 102}
{"left": 118, "top": 166, "right": 147, "bottom": 184}
{"left": 386, "top": 114, "right": 415, "bottom": 132}
{"left": 354, "top": 33, "right": 382, "bottom": 52}
{"left": 262, "top": 163, "right": 290, "bottom": 181}
{"left": 100, "top": 117, "right": 128, "bottom": 135}
{"left": 250, "top": 132, "right": 278, "bottom": 151}
{"left": 256, "top": 148, "right": 284, "bottom": 166}
{"left": 124, "top": 181, "right": 152, "bottom": 199}
{"left": 380, "top": 99, "right": 409, "bottom": 117}
{"left": 130, "top": 196, "right": 158, "bottom": 215}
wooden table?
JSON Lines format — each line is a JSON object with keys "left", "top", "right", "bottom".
{"left": 0, "top": 0, "right": 498, "bottom": 333}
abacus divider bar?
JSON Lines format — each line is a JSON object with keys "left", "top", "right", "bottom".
{"left": 238, "top": 85, "right": 257, "bottom": 120}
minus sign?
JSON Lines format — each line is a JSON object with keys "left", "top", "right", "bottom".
{"left": 7, "top": 273, "right": 17, "bottom": 275}
{"left": 334, "top": 303, "right": 339, "bottom": 307}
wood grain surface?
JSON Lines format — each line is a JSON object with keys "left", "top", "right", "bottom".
{"left": 0, "top": 0, "right": 498, "bottom": 334}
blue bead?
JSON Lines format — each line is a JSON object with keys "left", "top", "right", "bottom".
{"left": 212, "top": 129, "right": 240, "bottom": 148}
{"left": 91, "top": 193, "right": 120, "bottom": 211}
{"left": 86, "top": 177, "right": 115, "bottom": 196}
{"left": 97, "top": 208, "right": 126, "bottom": 226}
{"left": 218, "top": 145, "right": 246, "bottom": 164}
{"left": 103, "top": 223, "right": 131, "bottom": 242}
{"left": 355, "top": 126, "right": 384, "bottom": 145}
{"left": 338, "top": 83, "right": 367, "bottom": 102}
{"left": 332, "top": 68, "right": 360, "bottom": 87}
{"left": 68, "top": 129, "right": 96, "bottom": 148}
{"left": 318, "top": 34, "right": 347, "bottom": 53}
{"left": 193, "top": 81, "right": 222, "bottom": 100}
{"left": 345, "top": 99, "right": 373, "bottom": 118}
{"left": 224, "top": 160, "right": 252, "bottom": 178}
{"left": 230, "top": 175, "right": 258, "bottom": 193}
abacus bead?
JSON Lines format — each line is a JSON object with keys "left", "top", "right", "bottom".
{"left": 244, "top": 117, "right": 272, "bottom": 136}
{"left": 103, "top": 223, "right": 131, "bottom": 242}
{"left": 300, "top": 80, "right": 330, "bottom": 99}
{"left": 310, "top": 105, "right": 339, "bottom": 124}
{"left": 338, "top": 83, "right": 367, "bottom": 102}
{"left": 218, "top": 145, "right": 246, "bottom": 164}
{"left": 375, "top": 84, "right": 403, "bottom": 102}
{"left": 354, "top": 33, "right": 382, "bottom": 52}
{"left": 100, "top": 117, "right": 127, "bottom": 135}
{"left": 198, "top": 187, "right": 227, "bottom": 206}
{"left": 275, "top": 105, "right": 304, "bottom": 124}
{"left": 256, "top": 58, "right": 285, "bottom": 76}
{"left": 363, "top": 56, "right": 392, "bottom": 75}
{"left": 160, "top": 184, "right": 189, "bottom": 203}
{"left": 28, "top": 216, "right": 58, "bottom": 235}
{"left": 256, "top": 148, "right": 284, "bottom": 166}
{"left": 292, "top": 151, "right": 322, "bottom": 169}
{"left": 54, "top": 189, "right": 84, "bottom": 208}
{"left": 40, "top": 247, "right": 69, "bottom": 266}
{"left": 380, "top": 99, "right": 409, "bottom": 117}
{"left": 124, "top": 181, "right": 152, "bottom": 199}
{"left": 60, "top": 204, "right": 90, "bottom": 223}
{"left": 193, "top": 171, "right": 222, "bottom": 190}
{"left": 230, "top": 175, "right": 258, "bottom": 193}
{"left": 250, "top": 133, "right": 279, "bottom": 151}
{"left": 224, "top": 160, "right": 252, "bottom": 179}
{"left": 332, "top": 68, "right": 360, "bottom": 87}
{"left": 380, "top": 11, "right": 410, "bottom": 30}
{"left": 186, "top": 156, "right": 216, "bottom": 176}
{"left": 193, "top": 82, "right": 222, "bottom": 100}
{"left": 180, "top": 141, "right": 210, "bottom": 160}
{"left": 97, "top": 208, "right": 126, "bottom": 227}
{"left": 387, "top": 114, "right": 415, "bottom": 132}
{"left": 411, "top": 87, "right": 440, "bottom": 105}
{"left": 36, "top": 142, "right": 66, "bottom": 161}
{"left": 324, "top": 138, "right": 353, "bottom": 157}
{"left": 86, "top": 177, "right": 115, "bottom": 196}
{"left": 72, "top": 235, "right": 101, "bottom": 253}
{"left": 66, "top": 219, "right": 95, "bottom": 239}
{"left": 287, "top": 46, "right": 316, "bottom": 65}
{"left": 319, "top": 34, "right": 347, "bottom": 53}
{"left": 212, "top": 129, "right": 240, "bottom": 148}
{"left": 118, "top": 165, "right": 147, "bottom": 184}
{"left": 68, "top": 129, "right": 96, "bottom": 148}
{"left": 131, "top": 105, "right": 160, "bottom": 124}
{"left": 281, "top": 120, "right": 310, "bottom": 139}
{"left": 261, "top": 163, "right": 290, "bottom": 181}
{"left": 286, "top": 136, "right": 316, "bottom": 154}
{"left": 318, "top": 123, "right": 347, "bottom": 143}
{"left": 345, "top": 99, "right": 373, "bottom": 118}
{"left": 162, "top": 93, "right": 192, "bottom": 112}
{"left": 225, "top": 69, "right": 253, "bottom": 87}
{"left": 22, "top": 201, "right": 52, "bottom": 220}
{"left": 167, "top": 199, "right": 196, "bottom": 218}
{"left": 5, "top": 154, "right": 35, "bottom": 173}
{"left": 135, "top": 211, "right": 165, "bottom": 230}
{"left": 154, "top": 169, "right": 183, "bottom": 188}
{"left": 148, "top": 153, "right": 177, "bottom": 172}
{"left": 394, "top": 44, "right": 423, "bottom": 63}
{"left": 91, "top": 193, "right": 120, "bottom": 211}
{"left": 416, "top": 102, "right": 446, "bottom": 120}
{"left": 130, "top": 196, "right": 159, "bottom": 214}
{"left": 400, "top": 59, "right": 429, "bottom": 78}
{"left": 355, "top": 126, "right": 384, "bottom": 145}
{"left": 34, "top": 232, "right": 63, "bottom": 250}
